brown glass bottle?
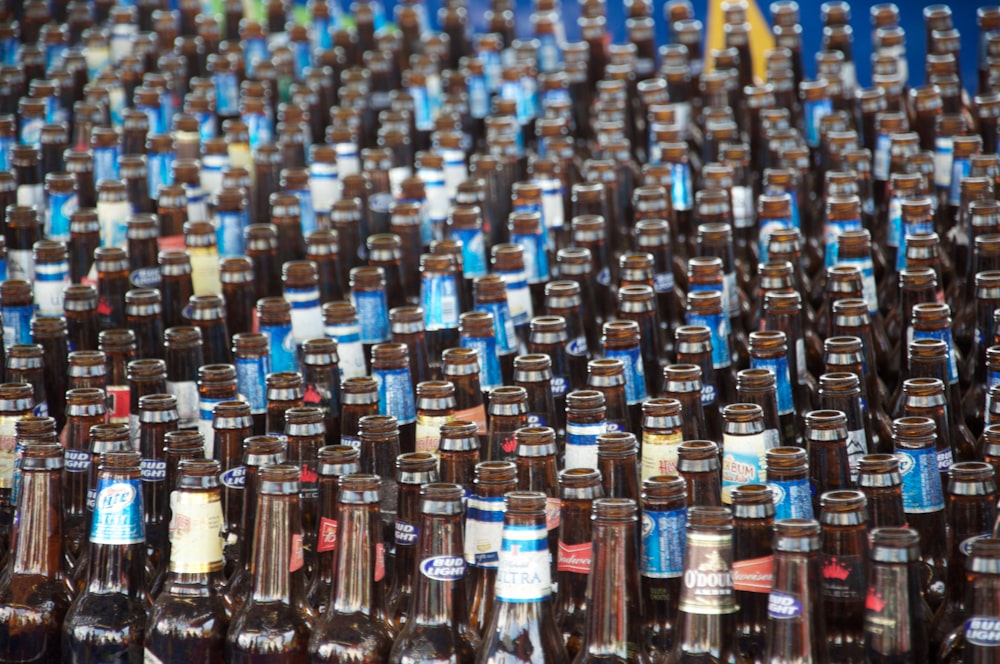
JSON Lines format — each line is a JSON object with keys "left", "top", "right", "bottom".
{"left": 819, "top": 490, "right": 869, "bottom": 663}
{"left": 389, "top": 451, "right": 438, "bottom": 629}
{"left": 731, "top": 484, "right": 774, "bottom": 664}
{"left": 639, "top": 474, "right": 687, "bottom": 660}
{"left": 676, "top": 441, "right": 722, "bottom": 508}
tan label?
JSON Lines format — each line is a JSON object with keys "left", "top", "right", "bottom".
{"left": 168, "top": 491, "right": 224, "bottom": 573}
{"left": 641, "top": 431, "right": 683, "bottom": 480}
{"left": 415, "top": 414, "right": 453, "bottom": 454}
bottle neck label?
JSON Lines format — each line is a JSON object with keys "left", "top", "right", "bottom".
{"left": 640, "top": 507, "right": 686, "bottom": 579}
{"left": 374, "top": 367, "right": 416, "bottom": 424}
{"left": 824, "top": 217, "right": 863, "bottom": 267}
{"left": 286, "top": 285, "right": 324, "bottom": 342}
{"left": 896, "top": 445, "right": 945, "bottom": 513}
{"left": 422, "top": 273, "right": 460, "bottom": 330}
{"left": 261, "top": 323, "right": 299, "bottom": 373}
{"left": 236, "top": 357, "right": 270, "bottom": 414}
{"left": 352, "top": 290, "right": 390, "bottom": 344}
{"left": 557, "top": 540, "right": 592, "bottom": 574}
{"left": 510, "top": 232, "right": 550, "bottom": 284}
{"left": 473, "top": 301, "right": 519, "bottom": 355}
{"left": 465, "top": 495, "right": 504, "bottom": 568}
{"left": 669, "top": 161, "right": 692, "bottom": 210}
{"left": 90, "top": 477, "right": 144, "bottom": 545}
{"left": 564, "top": 420, "right": 606, "bottom": 471}
{"left": 934, "top": 136, "right": 954, "bottom": 189}
{"left": 641, "top": 430, "right": 683, "bottom": 480}
{"left": 454, "top": 404, "right": 488, "bottom": 436}
{"left": 165, "top": 379, "right": 199, "bottom": 428}
{"left": 416, "top": 413, "right": 452, "bottom": 453}
{"left": 678, "top": 530, "right": 737, "bottom": 614}
{"left": 803, "top": 97, "right": 832, "bottom": 147}
{"left": 758, "top": 216, "right": 792, "bottom": 264}
{"left": 767, "top": 591, "right": 804, "bottom": 619}
{"left": 911, "top": 327, "right": 959, "bottom": 384}
{"left": 965, "top": 618, "right": 1000, "bottom": 647}
{"left": 326, "top": 323, "right": 366, "bottom": 379}
{"left": 750, "top": 355, "right": 794, "bottom": 415}
{"left": 721, "top": 432, "right": 768, "bottom": 503}
{"left": 896, "top": 216, "right": 936, "bottom": 272}
{"left": 768, "top": 478, "right": 813, "bottom": 521}
{"left": 733, "top": 554, "right": 774, "bottom": 593}
{"left": 220, "top": 465, "right": 245, "bottom": 489}
{"left": 420, "top": 555, "right": 466, "bottom": 581}
{"left": 169, "top": 490, "right": 224, "bottom": 572}
{"left": 449, "top": 227, "right": 488, "bottom": 278}
{"left": 496, "top": 270, "right": 534, "bottom": 326}
{"left": 495, "top": 523, "right": 551, "bottom": 602}
{"left": 605, "top": 345, "right": 647, "bottom": 405}
{"left": 686, "top": 310, "right": 731, "bottom": 369}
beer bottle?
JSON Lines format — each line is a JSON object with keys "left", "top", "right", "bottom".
{"left": 100, "top": 329, "right": 136, "bottom": 426}
{"left": 372, "top": 343, "right": 417, "bottom": 454}
{"left": 748, "top": 330, "right": 798, "bottom": 447}
{"left": 225, "top": 464, "right": 312, "bottom": 661}
{"left": 164, "top": 327, "right": 203, "bottom": 431}
{"left": 685, "top": 290, "right": 737, "bottom": 405}
{"left": 637, "top": 397, "right": 680, "bottom": 480}
{"left": 224, "top": 436, "right": 286, "bottom": 614}
{"left": 764, "top": 519, "right": 827, "bottom": 663}
{"left": 137, "top": 393, "right": 177, "bottom": 592}
{"left": 863, "top": 528, "right": 932, "bottom": 664}
{"left": 675, "top": 440, "right": 722, "bottom": 508}
{"left": 514, "top": 354, "right": 558, "bottom": 433}
{"left": 460, "top": 313, "right": 505, "bottom": 393}
{"left": 302, "top": 338, "right": 341, "bottom": 445}
{"left": 938, "top": 537, "right": 1000, "bottom": 662}
{"left": 390, "top": 306, "right": 433, "bottom": 387}
{"left": 389, "top": 451, "right": 438, "bottom": 628}
{"left": 285, "top": 406, "right": 325, "bottom": 575}
{"left": 805, "top": 410, "right": 852, "bottom": 513}
{"left": 466, "top": 460, "right": 517, "bottom": 635}
{"left": 340, "top": 377, "right": 380, "bottom": 451}
{"left": 63, "top": 451, "right": 150, "bottom": 662}
{"left": 485, "top": 386, "right": 528, "bottom": 462}
{"left": 554, "top": 467, "right": 603, "bottom": 658}
{"left": 306, "top": 443, "right": 359, "bottom": 614}
{"left": 931, "top": 461, "right": 999, "bottom": 653}
{"left": 309, "top": 474, "right": 393, "bottom": 663}
{"left": 144, "top": 459, "right": 230, "bottom": 663}
{"left": 638, "top": 473, "right": 686, "bottom": 659}
{"left": 439, "top": 421, "right": 481, "bottom": 494}
{"left": 664, "top": 506, "right": 746, "bottom": 663}
{"left": 6, "top": 345, "right": 48, "bottom": 419}
{"left": 544, "top": 281, "right": 592, "bottom": 391}
{"left": 661, "top": 364, "right": 710, "bottom": 442}
{"left": 265, "top": 371, "right": 305, "bottom": 440}
{"left": 597, "top": 432, "right": 642, "bottom": 503}
{"left": 731, "top": 484, "right": 774, "bottom": 664}
{"left": 62, "top": 388, "right": 106, "bottom": 563}
{"left": 574, "top": 498, "right": 647, "bottom": 663}
{"left": 475, "top": 491, "right": 568, "bottom": 664}
{"left": 64, "top": 286, "right": 100, "bottom": 353}
{"left": 0, "top": 441, "right": 70, "bottom": 663}
{"left": 587, "top": 359, "right": 631, "bottom": 435}
{"left": 819, "top": 490, "right": 869, "bottom": 663}
{"left": 894, "top": 415, "right": 948, "bottom": 610}
{"left": 766, "top": 447, "right": 813, "bottom": 521}
{"left": 443, "top": 347, "right": 489, "bottom": 441}
{"left": 389, "top": 482, "right": 479, "bottom": 663}
{"left": 720, "top": 404, "right": 769, "bottom": 504}
{"left": 674, "top": 326, "right": 723, "bottom": 439}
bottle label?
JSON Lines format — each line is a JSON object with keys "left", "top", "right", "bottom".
{"left": 510, "top": 232, "right": 550, "bottom": 284}
{"left": 911, "top": 327, "right": 959, "bottom": 384}
{"left": 34, "top": 261, "right": 69, "bottom": 316}
{"left": 886, "top": 196, "right": 903, "bottom": 248}
{"left": 557, "top": 540, "right": 592, "bottom": 574}
{"left": 166, "top": 380, "right": 199, "bottom": 428}
{"left": 840, "top": 255, "right": 879, "bottom": 314}
{"left": 327, "top": 323, "right": 366, "bottom": 379}
{"left": 450, "top": 227, "right": 488, "bottom": 278}
{"left": 353, "top": 290, "right": 390, "bottom": 344}
{"left": 498, "top": 271, "right": 534, "bottom": 326}
{"left": 564, "top": 420, "right": 605, "bottom": 470}
{"left": 420, "top": 555, "right": 466, "bottom": 581}
{"left": 421, "top": 274, "right": 460, "bottom": 330}
{"left": 767, "top": 591, "right": 804, "bottom": 619}
{"left": 235, "top": 357, "right": 269, "bottom": 414}
{"left": 669, "top": 161, "right": 693, "bottom": 211}
{"left": 545, "top": 496, "right": 561, "bottom": 531}
{"left": 934, "top": 136, "right": 954, "bottom": 188}
{"left": 640, "top": 507, "right": 686, "bottom": 578}
{"left": 824, "top": 216, "right": 863, "bottom": 267}
{"left": 451, "top": 405, "right": 487, "bottom": 437}
{"left": 803, "top": 97, "right": 832, "bottom": 147}
{"left": 936, "top": 448, "right": 953, "bottom": 474}
{"left": 678, "top": 530, "right": 737, "bottom": 614}
{"left": 847, "top": 428, "right": 868, "bottom": 483}
{"left": 168, "top": 490, "right": 224, "bottom": 572}
{"left": 495, "top": 523, "right": 551, "bottom": 602}
{"left": 605, "top": 345, "right": 647, "bottom": 405}
{"left": 290, "top": 532, "right": 304, "bottom": 572}
{"left": 220, "top": 465, "right": 245, "bottom": 489}
{"left": 686, "top": 310, "right": 731, "bottom": 369}
{"left": 261, "top": 323, "right": 298, "bottom": 373}
{"left": 474, "top": 300, "right": 519, "bottom": 355}
{"left": 538, "top": 177, "right": 565, "bottom": 232}
{"left": 758, "top": 215, "right": 792, "bottom": 263}
{"left": 65, "top": 449, "right": 91, "bottom": 474}
{"left": 317, "top": 517, "right": 337, "bottom": 552}
{"left": 641, "top": 431, "right": 683, "bottom": 479}
{"left": 198, "top": 398, "right": 224, "bottom": 456}
{"left": 822, "top": 553, "right": 865, "bottom": 600}
{"left": 966, "top": 618, "right": 1000, "bottom": 647}
{"left": 416, "top": 413, "right": 452, "bottom": 453}
{"left": 768, "top": 478, "right": 813, "bottom": 521}
{"left": 461, "top": 335, "right": 502, "bottom": 390}
{"left": 395, "top": 520, "right": 419, "bottom": 546}
{"left": 465, "top": 495, "right": 504, "bottom": 568}
{"left": 750, "top": 355, "right": 794, "bottom": 415}
{"left": 733, "top": 555, "right": 774, "bottom": 593}
{"left": 896, "top": 446, "right": 945, "bottom": 513}
{"left": 90, "top": 477, "right": 144, "bottom": 545}
{"left": 732, "top": 185, "right": 754, "bottom": 228}
{"left": 721, "top": 432, "right": 768, "bottom": 503}
{"left": 896, "top": 216, "right": 936, "bottom": 272}
{"left": 340, "top": 435, "right": 360, "bottom": 450}
{"left": 950, "top": 157, "right": 971, "bottom": 207}
{"left": 287, "top": 286, "right": 325, "bottom": 342}
{"left": 107, "top": 385, "right": 131, "bottom": 423}
{"left": 140, "top": 459, "right": 167, "bottom": 482}
{"left": 374, "top": 367, "right": 416, "bottom": 425}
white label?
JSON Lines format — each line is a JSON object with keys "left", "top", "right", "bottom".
{"left": 495, "top": 524, "right": 551, "bottom": 602}
{"left": 168, "top": 492, "right": 224, "bottom": 572}
{"left": 934, "top": 136, "right": 954, "bottom": 188}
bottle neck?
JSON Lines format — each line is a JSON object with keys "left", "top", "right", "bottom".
{"left": 250, "top": 493, "right": 300, "bottom": 604}
{"left": 580, "top": 516, "right": 640, "bottom": 656}
{"left": 333, "top": 502, "right": 384, "bottom": 615}
{"left": 409, "top": 510, "right": 464, "bottom": 626}
{"left": 12, "top": 467, "right": 64, "bottom": 578}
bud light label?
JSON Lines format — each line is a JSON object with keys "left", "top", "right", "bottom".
{"left": 768, "top": 592, "right": 803, "bottom": 619}
{"left": 567, "top": 336, "right": 588, "bottom": 356}
{"left": 140, "top": 459, "right": 167, "bottom": 482}
{"left": 220, "top": 466, "right": 245, "bottom": 489}
{"left": 65, "top": 449, "right": 91, "bottom": 473}
{"left": 967, "top": 618, "right": 1000, "bottom": 647}
{"left": 896, "top": 446, "right": 945, "bottom": 513}
{"left": 395, "top": 520, "right": 419, "bottom": 546}
{"left": 420, "top": 555, "right": 466, "bottom": 581}
{"left": 90, "top": 478, "right": 144, "bottom": 545}
{"left": 641, "top": 508, "right": 686, "bottom": 579}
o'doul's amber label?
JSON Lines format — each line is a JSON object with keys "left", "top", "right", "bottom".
{"left": 168, "top": 490, "right": 224, "bottom": 573}
{"left": 678, "top": 531, "right": 737, "bottom": 615}
{"left": 495, "top": 523, "right": 551, "bottom": 603}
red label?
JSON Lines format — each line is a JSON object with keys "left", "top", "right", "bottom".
{"left": 290, "top": 533, "right": 304, "bottom": 572}
{"left": 375, "top": 542, "right": 385, "bottom": 582}
{"left": 557, "top": 541, "right": 592, "bottom": 574}
{"left": 107, "top": 386, "right": 131, "bottom": 422}
{"left": 865, "top": 587, "right": 887, "bottom": 613}
{"left": 732, "top": 555, "right": 773, "bottom": 593}
{"left": 158, "top": 234, "right": 186, "bottom": 251}
{"left": 501, "top": 434, "right": 517, "bottom": 454}
{"left": 317, "top": 518, "right": 337, "bottom": 553}
{"left": 303, "top": 384, "right": 323, "bottom": 404}
{"left": 300, "top": 465, "right": 318, "bottom": 485}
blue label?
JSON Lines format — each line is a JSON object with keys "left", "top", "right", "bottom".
{"left": 214, "top": 71, "right": 239, "bottom": 116}
{"left": 896, "top": 446, "right": 945, "bottom": 513}
{"left": 950, "top": 158, "right": 971, "bottom": 206}
{"left": 47, "top": 190, "right": 77, "bottom": 239}
{"left": 217, "top": 210, "right": 247, "bottom": 257}
{"left": 409, "top": 85, "right": 433, "bottom": 131}
{"left": 670, "top": 161, "right": 693, "bottom": 211}
{"left": 768, "top": 592, "right": 804, "bottom": 619}
{"left": 474, "top": 300, "right": 519, "bottom": 354}
{"left": 686, "top": 310, "right": 731, "bottom": 369}
{"left": 236, "top": 356, "right": 270, "bottom": 414}
{"left": 461, "top": 334, "right": 502, "bottom": 389}
{"left": 420, "top": 555, "right": 465, "bottom": 581}
{"left": 90, "top": 477, "right": 144, "bottom": 544}
{"left": 93, "top": 145, "right": 119, "bottom": 183}
{"left": 640, "top": 507, "right": 687, "bottom": 578}
{"left": 395, "top": 520, "right": 419, "bottom": 545}
{"left": 751, "top": 355, "right": 794, "bottom": 415}
{"left": 451, "top": 227, "right": 488, "bottom": 277}
{"left": 758, "top": 216, "right": 792, "bottom": 263}
{"left": 290, "top": 189, "right": 317, "bottom": 235}
{"left": 605, "top": 345, "right": 647, "bottom": 405}
{"left": 804, "top": 97, "right": 833, "bottom": 147}
{"left": 19, "top": 117, "right": 43, "bottom": 147}
{"left": 897, "top": 216, "right": 936, "bottom": 272}
{"left": 912, "top": 327, "right": 959, "bottom": 384}
{"left": 374, "top": 367, "right": 416, "bottom": 424}
{"left": 354, "top": 290, "right": 389, "bottom": 344}
{"left": 422, "top": 273, "right": 460, "bottom": 330}
{"left": 140, "top": 459, "right": 167, "bottom": 482}
{"left": 261, "top": 323, "right": 298, "bottom": 373}
{"left": 510, "top": 232, "right": 550, "bottom": 283}
{"left": 244, "top": 111, "right": 273, "bottom": 153}
{"left": 65, "top": 449, "right": 91, "bottom": 473}
{"left": 148, "top": 151, "right": 175, "bottom": 198}
{"left": 825, "top": 217, "right": 863, "bottom": 267}
{"left": 768, "top": 478, "right": 814, "bottom": 520}
{"left": 220, "top": 465, "right": 245, "bottom": 489}
{"left": 467, "top": 74, "right": 489, "bottom": 119}
{"left": 3, "top": 303, "right": 33, "bottom": 348}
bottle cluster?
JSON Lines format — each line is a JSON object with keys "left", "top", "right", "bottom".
{"left": 1, "top": 0, "right": 1000, "bottom": 662}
